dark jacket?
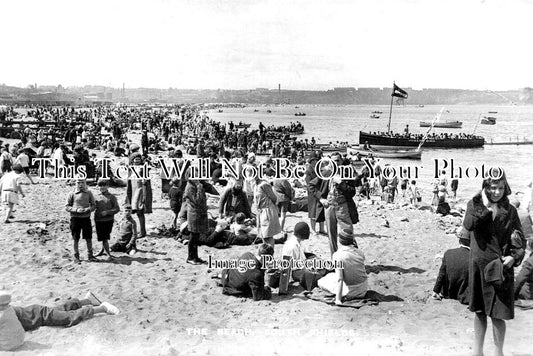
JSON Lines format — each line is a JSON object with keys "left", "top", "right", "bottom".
{"left": 222, "top": 252, "right": 271, "bottom": 301}
{"left": 337, "top": 179, "right": 359, "bottom": 224}
{"left": 219, "top": 186, "right": 251, "bottom": 218}
{"left": 464, "top": 193, "right": 525, "bottom": 319}
{"left": 184, "top": 181, "right": 219, "bottom": 234}
{"left": 308, "top": 177, "right": 329, "bottom": 222}
{"left": 515, "top": 253, "right": 533, "bottom": 300}
{"left": 433, "top": 246, "right": 470, "bottom": 304}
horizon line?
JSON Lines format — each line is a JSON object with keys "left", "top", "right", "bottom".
{"left": 2, "top": 83, "right": 531, "bottom": 92}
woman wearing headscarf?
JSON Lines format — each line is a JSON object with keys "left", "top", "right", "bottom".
{"left": 463, "top": 170, "right": 525, "bottom": 356}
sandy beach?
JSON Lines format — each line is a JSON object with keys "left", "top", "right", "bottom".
{"left": 1, "top": 153, "right": 532, "bottom": 356}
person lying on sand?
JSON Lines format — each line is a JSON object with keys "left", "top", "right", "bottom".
{"left": 177, "top": 212, "right": 285, "bottom": 249}
{"left": 0, "top": 291, "right": 119, "bottom": 351}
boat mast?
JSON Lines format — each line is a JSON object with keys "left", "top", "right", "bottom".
{"left": 472, "top": 113, "right": 481, "bottom": 135}
{"left": 417, "top": 107, "right": 444, "bottom": 151}
{"left": 387, "top": 81, "right": 394, "bottom": 133}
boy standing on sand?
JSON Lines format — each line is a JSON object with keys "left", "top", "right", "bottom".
{"left": 169, "top": 177, "right": 184, "bottom": 229}
{"left": 94, "top": 179, "right": 120, "bottom": 259}
{"left": 66, "top": 179, "right": 96, "bottom": 263}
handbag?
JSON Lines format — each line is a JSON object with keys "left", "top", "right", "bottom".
{"left": 484, "top": 258, "right": 504, "bottom": 286}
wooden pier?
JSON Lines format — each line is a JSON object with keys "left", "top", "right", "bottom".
{"left": 486, "top": 139, "right": 533, "bottom": 146}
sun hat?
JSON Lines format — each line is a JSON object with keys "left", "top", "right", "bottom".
{"left": 0, "top": 293, "right": 11, "bottom": 307}
{"left": 129, "top": 143, "right": 140, "bottom": 151}
{"left": 339, "top": 228, "right": 355, "bottom": 246}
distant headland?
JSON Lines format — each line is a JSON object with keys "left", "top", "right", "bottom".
{"left": 1, "top": 83, "right": 532, "bottom": 105}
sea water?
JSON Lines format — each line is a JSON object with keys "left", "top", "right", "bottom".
{"left": 211, "top": 104, "right": 533, "bottom": 198}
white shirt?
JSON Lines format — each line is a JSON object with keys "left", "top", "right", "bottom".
{"left": 52, "top": 148, "right": 65, "bottom": 166}
{"left": 332, "top": 245, "right": 368, "bottom": 285}
{"left": 15, "top": 154, "right": 29, "bottom": 168}
{"left": 0, "top": 171, "right": 20, "bottom": 191}
{"left": 282, "top": 235, "right": 306, "bottom": 268}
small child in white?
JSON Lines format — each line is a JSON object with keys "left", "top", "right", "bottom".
{"left": 14, "top": 149, "right": 35, "bottom": 184}
{"left": 408, "top": 180, "right": 421, "bottom": 206}
{"left": 0, "top": 164, "right": 25, "bottom": 223}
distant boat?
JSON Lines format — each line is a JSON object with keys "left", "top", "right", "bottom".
{"left": 488, "top": 111, "right": 498, "bottom": 114}
{"left": 294, "top": 112, "right": 306, "bottom": 116}
{"left": 480, "top": 116, "right": 496, "bottom": 125}
{"left": 420, "top": 120, "right": 462, "bottom": 128}
{"left": 235, "top": 123, "right": 251, "bottom": 129}
{"left": 312, "top": 144, "right": 348, "bottom": 154}
{"left": 295, "top": 106, "right": 300, "bottom": 108}
{"left": 370, "top": 114, "right": 380, "bottom": 119}
{"left": 348, "top": 146, "right": 422, "bottom": 160}
{"left": 218, "top": 109, "right": 223, "bottom": 113}
{"left": 418, "top": 105, "right": 425, "bottom": 107}
{"left": 266, "top": 110, "right": 272, "bottom": 113}
{"left": 254, "top": 109, "right": 259, "bottom": 112}
{"left": 372, "top": 111, "right": 383, "bottom": 114}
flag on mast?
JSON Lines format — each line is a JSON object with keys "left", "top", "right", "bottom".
{"left": 392, "top": 83, "right": 408, "bottom": 99}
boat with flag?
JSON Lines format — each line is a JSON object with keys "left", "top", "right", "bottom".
{"left": 359, "top": 131, "right": 484, "bottom": 148}
{"left": 358, "top": 82, "right": 485, "bottom": 149}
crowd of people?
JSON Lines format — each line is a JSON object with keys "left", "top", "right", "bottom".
{"left": 369, "top": 130, "right": 482, "bottom": 141}
{"left": 0, "top": 103, "right": 532, "bottom": 355}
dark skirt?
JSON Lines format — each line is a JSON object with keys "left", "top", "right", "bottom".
{"left": 307, "top": 188, "right": 317, "bottom": 219}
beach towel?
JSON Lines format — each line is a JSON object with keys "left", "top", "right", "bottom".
{"left": 301, "top": 288, "right": 403, "bottom": 309}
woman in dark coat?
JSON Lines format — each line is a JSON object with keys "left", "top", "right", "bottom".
{"left": 463, "top": 172, "right": 525, "bottom": 356}
{"left": 183, "top": 179, "right": 219, "bottom": 264}
{"left": 308, "top": 176, "right": 328, "bottom": 234}
{"left": 306, "top": 152, "right": 327, "bottom": 235}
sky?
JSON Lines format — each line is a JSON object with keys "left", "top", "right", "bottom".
{"left": 1, "top": 0, "right": 532, "bottom": 90}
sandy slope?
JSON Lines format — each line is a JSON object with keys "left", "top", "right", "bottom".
{"left": 1, "top": 153, "right": 532, "bottom": 356}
